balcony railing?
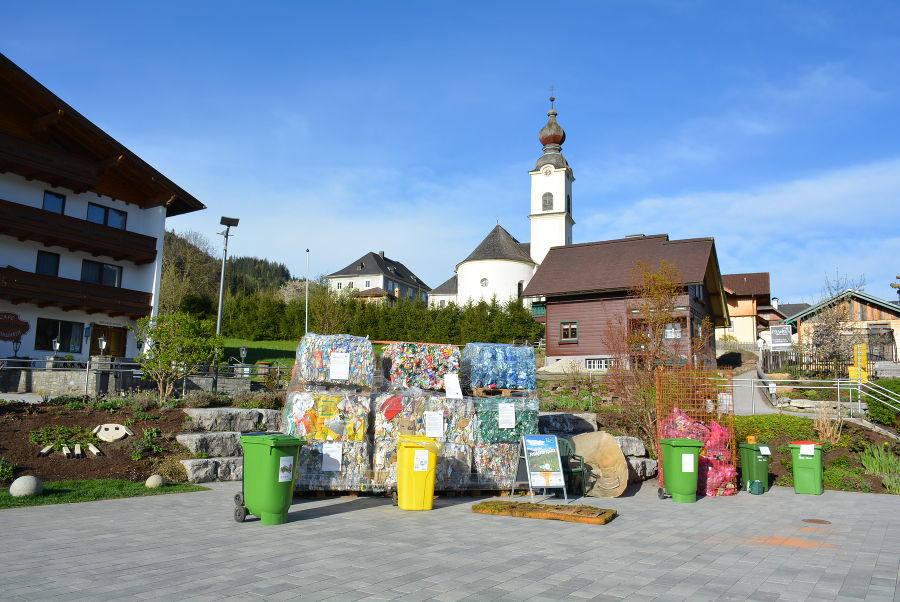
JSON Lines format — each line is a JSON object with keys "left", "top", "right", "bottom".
{"left": 0, "top": 266, "right": 152, "bottom": 319}
{"left": 0, "top": 131, "right": 99, "bottom": 192}
{"left": 0, "top": 198, "right": 157, "bottom": 264}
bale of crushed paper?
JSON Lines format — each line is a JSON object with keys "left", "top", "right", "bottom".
{"left": 460, "top": 343, "right": 536, "bottom": 391}
{"left": 292, "top": 333, "right": 375, "bottom": 388}
{"left": 381, "top": 342, "right": 460, "bottom": 390}
{"left": 294, "top": 441, "right": 371, "bottom": 492}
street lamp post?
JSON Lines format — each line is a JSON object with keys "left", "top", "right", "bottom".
{"left": 212, "top": 216, "right": 239, "bottom": 392}
{"left": 305, "top": 249, "right": 310, "bottom": 335}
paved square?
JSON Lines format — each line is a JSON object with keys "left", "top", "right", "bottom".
{"left": 0, "top": 482, "right": 897, "bottom": 601}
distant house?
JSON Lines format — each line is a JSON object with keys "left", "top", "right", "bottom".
{"left": 714, "top": 272, "right": 779, "bottom": 344}
{"left": 522, "top": 234, "right": 729, "bottom": 370}
{"left": 428, "top": 275, "right": 458, "bottom": 308}
{"left": 782, "top": 290, "right": 899, "bottom": 362}
{"left": 327, "top": 251, "right": 430, "bottom": 303}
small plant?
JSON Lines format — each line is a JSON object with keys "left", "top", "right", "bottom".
{"left": 0, "top": 458, "right": 14, "bottom": 483}
{"left": 29, "top": 425, "right": 98, "bottom": 451}
{"left": 859, "top": 443, "right": 900, "bottom": 478}
{"left": 827, "top": 455, "right": 850, "bottom": 469}
{"left": 194, "top": 451, "right": 209, "bottom": 459}
{"left": 130, "top": 427, "right": 165, "bottom": 461}
{"left": 179, "top": 391, "right": 232, "bottom": 409}
{"left": 883, "top": 474, "right": 900, "bottom": 495}
{"left": 814, "top": 400, "right": 843, "bottom": 444}
{"left": 233, "top": 391, "right": 284, "bottom": 410}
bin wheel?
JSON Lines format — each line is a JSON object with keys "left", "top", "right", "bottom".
{"left": 391, "top": 491, "right": 398, "bottom": 506}
{"left": 234, "top": 505, "right": 248, "bottom": 523}
{"left": 657, "top": 487, "right": 668, "bottom": 500}
{"left": 234, "top": 492, "right": 244, "bottom": 507}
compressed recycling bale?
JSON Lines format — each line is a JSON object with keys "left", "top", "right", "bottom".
{"left": 474, "top": 397, "right": 539, "bottom": 444}
{"left": 473, "top": 443, "right": 520, "bottom": 490}
{"left": 292, "top": 333, "right": 375, "bottom": 388}
{"left": 295, "top": 441, "right": 371, "bottom": 492}
{"left": 569, "top": 431, "right": 629, "bottom": 498}
{"left": 436, "top": 443, "right": 473, "bottom": 491}
{"left": 460, "top": 343, "right": 536, "bottom": 390}
{"left": 371, "top": 438, "right": 398, "bottom": 491}
{"left": 382, "top": 342, "right": 460, "bottom": 390}
{"left": 372, "top": 392, "right": 426, "bottom": 439}
{"left": 283, "top": 391, "right": 370, "bottom": 441}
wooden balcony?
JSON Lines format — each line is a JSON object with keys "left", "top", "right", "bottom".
{"left": 0, "top": 198, "right": 157, "bottom": 264}
{"left": 0, "top": 131, "right": 100, "bottom": 192}
{"left": 0, "top": 266, "right": 152, "bottom": 319}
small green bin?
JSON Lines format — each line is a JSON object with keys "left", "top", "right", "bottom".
{"left": 788, "top": 441, "right": 823, "bottom": 495}
{"left": 659, "top": 438, "right": 703, "bottom": 503}
{"left": 738, "top": 442, "right": 771, "bottom": 494}
{"left": 237, "top": 433, "right": 304, "bottom": 524}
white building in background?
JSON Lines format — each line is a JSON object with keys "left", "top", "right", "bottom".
{"left": 326, "top": 251, "right": 430, "bottom": 304}
{"left": 429, "top": 99, "right": 575, "bottom": 308}
{"left": 0, "top": 52, "right": 204, "bottom": 360}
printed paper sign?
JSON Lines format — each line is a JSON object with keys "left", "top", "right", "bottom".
{"left": 424, "top": 411, "right": 444, "bottom": 438}
{"left": 329, "top": 352, "right": 350, "bottom": 380}
{"left": 278, "top": 455, "right": 294, "bottom": 482}
{"left": 759, "top": 446, "right": 771, "bottom": 456}
{"left": 321, "top": 442, "right": 343, "bottom": 472}
{"left": 498, "top": 403, "right": 516, "bottom": 429}
{"left": 413, "top": 448, "right": 430, "bottom": 472}
{"left": 522, "top": 434, "right": 565, "bottom": 490}
{"left": 681, "top": 454, "right": 694, "bottom": 472}
{"left": 799, "top": 444, "right": 816, "bottom": 456}
{"left": 443, "top": 373, "right": 463, "bottom": 399}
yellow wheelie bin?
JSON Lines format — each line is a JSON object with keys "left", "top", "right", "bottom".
{"left": 396, "top": 435, "right": 441, "bottom": 510}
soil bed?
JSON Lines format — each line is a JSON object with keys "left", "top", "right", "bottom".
{"left": 0, "top": 402, "right": 186, "bottom": 482}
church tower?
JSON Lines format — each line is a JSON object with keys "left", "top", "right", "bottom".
{"left": 528, "top": 97, "right": 574, "bottom": 265}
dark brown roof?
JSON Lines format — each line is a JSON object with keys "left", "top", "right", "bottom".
{"left": 722, "top": 272, "right": 770, "bottom": 297}
{"left": 460, "top": 225, "right": 535, "bottom": 266}
{"left": 778, "top": 303, "right": 811, "bottom": 318}
{"left": 430, "top": 275, "right": 458, "bottom": 295}
{"left": 328, "top": 252, "right": 430, "bottom": 290}
{"left": 522, "top": 234, "right": 714, "bottom": 297}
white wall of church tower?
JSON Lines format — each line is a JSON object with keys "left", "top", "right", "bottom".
{"left": 457, "top": 259, "right": 536, "bottom": 306}
{"left": 528, "top": 164, "right": 574, "bottom": 265}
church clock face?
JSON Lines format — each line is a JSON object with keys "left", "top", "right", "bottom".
{"left": 542, "top": 166, "right": 552, "bottom": 176}
{"left": 480, "top": 278, "right": 488, "bottom": 287}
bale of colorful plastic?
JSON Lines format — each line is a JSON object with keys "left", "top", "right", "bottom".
{"left": 460, "top": 343, "right": 536, "bottom": 391}
{"left": 382, "top": 342, "right": 460, "bottom": 390}
{"left": 292, "top": 333, "right": 375, "bottom": 388}
{"left": 282, "top": 391, "right": 371, "bottom": 441}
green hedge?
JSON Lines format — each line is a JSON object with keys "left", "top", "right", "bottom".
{"left": 734, "top": 414, "right": 816, "bottom": 443}
{"left": 865, "top": 379, "right": 900, "bottom": 427}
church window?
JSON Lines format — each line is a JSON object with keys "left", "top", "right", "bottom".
{"left": 517, "top": 281, "right": 524, "bottom": 298}
{"left": 567, "top": 194, "right": 571, "bottom": 213}
{"left": 542, "top": 192, "right": 553, "bottom": 211}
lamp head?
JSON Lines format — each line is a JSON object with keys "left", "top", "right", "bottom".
{"left": 220, "top": 216, "right": 240, "bottom": 227}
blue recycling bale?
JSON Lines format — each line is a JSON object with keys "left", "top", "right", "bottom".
{"left": 460, "top": 343, "right": 536, "bottom": 391}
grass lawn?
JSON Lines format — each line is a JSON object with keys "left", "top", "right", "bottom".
{"left": 0, "top": 479, "right": 209, "bottom": 509}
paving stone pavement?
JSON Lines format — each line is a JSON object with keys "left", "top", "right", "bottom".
{"left": 0, "top": 481, "right": 897, "bottom": 601}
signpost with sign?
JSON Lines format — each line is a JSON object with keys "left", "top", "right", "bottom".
{"left": 770, "top": 324, "right": 793, "bottom": 351}
{"left": 513, "top": 434, "right": 568, "bottom": 502}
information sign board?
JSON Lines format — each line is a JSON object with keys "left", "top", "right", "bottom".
{"left": 770, "top": 324, "right": 793, "bottom": 350}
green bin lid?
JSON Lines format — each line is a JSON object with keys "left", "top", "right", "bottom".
{"left": 240, "top": 433, "right": 304, "bottom": 447}
{"left": 659, "top": 438, "right": 703, "bottom": 447}
{"left": 738, "top": 442, "right": 762, "bottom": 450}
{"left": 788, "top": 441, "right": 821, "bottom": 447}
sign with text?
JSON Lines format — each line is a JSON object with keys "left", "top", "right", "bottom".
{"left": 522, "top": 434, "right": 565, "bottom": 488}
{"left": 770, "top": 324, "right": 793, "bottom": 351}
{"left": 329, "top": 352, "right": 350, "bottom": 380}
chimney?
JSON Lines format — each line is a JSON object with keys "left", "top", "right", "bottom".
{"left": 772, "top": 296, "right": 779, "bottom": 309}
{"left": 379, "top": 251, "right": 385, "bottom": 258}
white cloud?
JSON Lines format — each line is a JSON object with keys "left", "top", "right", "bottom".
{"left": 582, "top": 157, "right": 900, "bottom": 302}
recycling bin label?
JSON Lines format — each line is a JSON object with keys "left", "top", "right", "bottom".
{"left": 279, "top": 456, "right": 294, "bottom": 482}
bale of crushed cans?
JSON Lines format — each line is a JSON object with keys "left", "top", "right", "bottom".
{"left": 381, "top": 342, "right": 460, "bottom": 390}
{"left": 460, "top": 343, "right": 536, "bottom": 391}
{"left": 292, "top": 333, "right": 375, "bottom": 388}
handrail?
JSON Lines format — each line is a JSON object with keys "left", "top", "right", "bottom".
{"left": 857, "top": 380, "right": 900, "bottom": 413}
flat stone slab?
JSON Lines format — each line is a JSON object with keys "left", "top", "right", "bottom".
{"left": 538, "top": 412, "right": 597, "bottom": 435}
{"left": 615, "top": 436, "right": 646, "bottom": 457}
{"left": 176, "top": 432, "right": 242, "bottom": 457}
{"left": 183, "top": 408, "right": 281, "bottom": 432}
{"left": 180, "top": 456, "right": 243, "bottom": 483}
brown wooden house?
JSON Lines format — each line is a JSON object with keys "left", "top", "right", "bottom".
{"left": 522, "top": 234, "right": 729, "bottom": 370}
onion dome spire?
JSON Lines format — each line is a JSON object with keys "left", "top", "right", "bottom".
{"left": 535, "top": 95, "right": 569, "bottom": 170}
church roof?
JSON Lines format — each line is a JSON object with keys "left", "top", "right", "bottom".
{"left": 430, "top": 275, "right": 458, "bottom": 295}
{"left": 459, "top": 225, "right": 536, "bottom": 266}
{"left": 328, "top": 251, "right": 431, "bottom": 290}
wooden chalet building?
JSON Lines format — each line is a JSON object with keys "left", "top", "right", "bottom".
{"left": 714, "top": 272, "right": 783, "bottom": 344}
{"left": 522, "top": 234, "right": 729, "bottom": 370}
{"left": 0, "top": 53, "right": 204, "bottom": 360}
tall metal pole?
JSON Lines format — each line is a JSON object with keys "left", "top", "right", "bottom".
{"left": 212, "top": 224, "right": 232, "bottom": 392}
{"left": 305, "top": 248, "right": 310, "bottom": 335}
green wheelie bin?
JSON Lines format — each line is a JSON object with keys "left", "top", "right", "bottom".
{"left": 789, "top": 441, "right": 823, "bottom": 495}
{"left": 658, "top": 438, "right": 703, "bottom": 503}
{"left": 738, "top": 442, "right": 771, "bottom": 494}
{"left": 235, "top": 433, "right": 304, "bottom": 524}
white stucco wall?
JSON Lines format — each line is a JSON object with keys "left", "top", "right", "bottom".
{"left": 428, "top": 293, "right": 457, "bottom": 308}
{"left": 456, "top": 259, "right": 535, "bottom": 306}
{"left": 528, "top": 164, "right": 574, "bottom": 265}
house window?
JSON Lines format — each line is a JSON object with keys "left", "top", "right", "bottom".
{"left": 690, "top": 284, "right": 706, "bottom": 302}
{"left": 664, "top": 322, "right": 682, "bottom": 339}
{"left": 35, "top": 251, "right": 60, "bottom": 277}
{"left": 531, "top": 303, "right": 546, "bottom": 317}
{"left": 86, "top": 202, "right": 127, "bottom": 229}
{"left": 347, "top": 281, "right": 354, "bottom": 289}
{"left": 337, "top": 282, "right": 342, "bottom": 290}
{"left": 585, "top": 358, "right": 612, "bottom": 371}
{"left": 364, "top": 280, "right": 371, "bottom": 288}
{"left": 439, "top": 300, "right": 446, "bottom": 308}
{"left": 42, "top": 191, "right": 66, "bottom": 214}
{"left": 542, "top": 192, "right": 553, "bottom": 211}
{"left": 560, "top": 321, "right": 578, "bottom": 341}
{"left": 517, "top": 281, "right": 524, "bottom": 298}
{"left": 81, "top": 260, "right": 122, "bottom": 287}
{"left": 34, "top": 318, "right": 83, "bottom": 353}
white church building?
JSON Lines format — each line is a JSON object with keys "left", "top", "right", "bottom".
{"left": 429, "top": 100, "right": 574, "bottom": 308}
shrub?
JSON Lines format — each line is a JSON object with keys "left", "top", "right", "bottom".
{"left": 233, "top": 391, "right": 284, "bottom": 410}
{"left": 823, "top": 465, "right": 870, "bottom": 492}
{"left": 131, "top": 428, "right": 165, "bottom": 461}
{"left": 734, "top": 414, "right": 816, "bottom": 443}
{"left": 865, "top": 379, "right": 900, "bottom": 427}
{"left": 123, "top": 392, "right": 158, "bottom": 410}
{"left": 176, "top": 391, "right": 232, "bottom": 409}
{"left": 29, "top": 425, "right": 98, "bottom": 450}
{"left": 150, "top": 453, "right": 191, "bottom": 483}
{"left": 859, "top": 443, "right": 900, "bottom": 477}
{"left": 0, "top": 458, "right": 14, "bottom": 483}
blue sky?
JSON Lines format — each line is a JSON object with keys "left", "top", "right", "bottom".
{"left": 4, "top": 1, "right": 900, "bottom": 303}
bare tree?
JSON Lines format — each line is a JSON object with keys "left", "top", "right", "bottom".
{"left": 806, "top": 270, "right": 867, "bottom": 377}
